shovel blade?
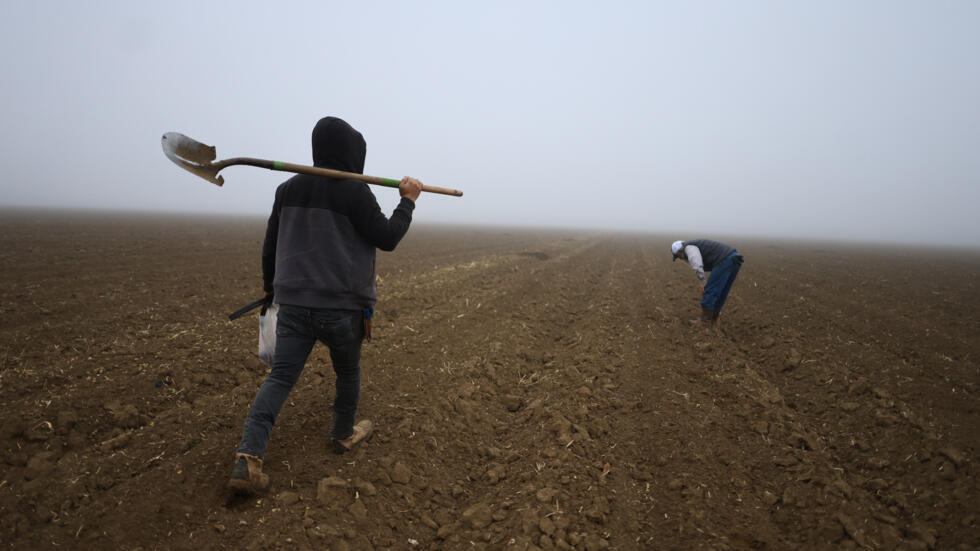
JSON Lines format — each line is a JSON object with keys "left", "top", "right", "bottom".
{"left": 161, "top": 132, "right": 224, "bottom": 186}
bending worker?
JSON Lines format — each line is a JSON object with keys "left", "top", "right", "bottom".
{"left": 671, "top": 239, "right": 744, "bottom": 327}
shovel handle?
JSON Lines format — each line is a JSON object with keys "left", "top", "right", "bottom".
{"left": 222, "top": 158, "right": 463, "bottom": 197}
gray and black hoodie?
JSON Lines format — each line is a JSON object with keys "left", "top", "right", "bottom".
{"left": 262, "top": 117, "right": 414, "bottom": 310}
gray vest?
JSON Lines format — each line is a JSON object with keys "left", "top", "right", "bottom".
{"left": 684, "top": 239, "right": 736, "bottom": 271}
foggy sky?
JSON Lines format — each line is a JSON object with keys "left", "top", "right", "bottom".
{"left": 1, "top": 1, "right": 978, "bottom": 246}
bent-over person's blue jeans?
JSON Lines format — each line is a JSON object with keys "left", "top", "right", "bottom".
{"left": 701, "top": 252, "right": 743, "bottom": 313}
{"left": 236, "top": 304, "right": 364, "bottom": 459}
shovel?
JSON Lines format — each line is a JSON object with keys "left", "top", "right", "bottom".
{"left": 161, "top": 132, "right": 463, "bottom": 197}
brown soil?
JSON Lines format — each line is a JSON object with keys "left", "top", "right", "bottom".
{"left": 1, "top": 210, "right": 978, "bottom": 550}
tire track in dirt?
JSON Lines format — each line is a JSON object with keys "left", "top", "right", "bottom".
{"left": 350, "top": 235, "right": 621, "bottom": 548}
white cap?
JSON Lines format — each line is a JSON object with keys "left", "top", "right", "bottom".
{"left": 671, "top": 241, "right": 684, "bottom": 258}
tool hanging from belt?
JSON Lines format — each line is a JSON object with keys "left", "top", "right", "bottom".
{"left": 228, "top": 295, "right": 274, "bottom": 321}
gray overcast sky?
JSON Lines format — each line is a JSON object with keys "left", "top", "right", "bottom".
{"left": 1, "top": 1, "right": 978, "bottom": 246}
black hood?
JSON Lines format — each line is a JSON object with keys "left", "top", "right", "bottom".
{"left": 311, "top": 116, "right": 366, "bottom": 174}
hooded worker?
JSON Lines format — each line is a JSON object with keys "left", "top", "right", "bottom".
{"left": 228, "top": 116, "right": 424, "bottom": 495}
{"left": 671, "top": 239, "right": 744, "bottom": 327}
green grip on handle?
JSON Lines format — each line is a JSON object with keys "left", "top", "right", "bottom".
{"left": 379, "top": 177, "right": 400, "bottom": 188}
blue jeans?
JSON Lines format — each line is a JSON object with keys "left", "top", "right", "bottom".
{"left": 236, "top": 304, "right": 364, "bottom": 459}
{"left": 701, "top": 252, "right": 742, "bottom": 313}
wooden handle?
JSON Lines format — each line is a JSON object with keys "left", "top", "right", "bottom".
{"left": 223, "top": 158, "right": 463, "bottom": 197}
{"left": 420, "top": 184, "right": 464, "bottom": 197}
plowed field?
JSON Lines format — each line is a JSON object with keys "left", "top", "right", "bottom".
{"left": 1, "top": 211, "right": 977, "bottom": 550}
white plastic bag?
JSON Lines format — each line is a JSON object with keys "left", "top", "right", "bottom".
{"left": 258, "top": 303, "right": 279, "bottom": 367}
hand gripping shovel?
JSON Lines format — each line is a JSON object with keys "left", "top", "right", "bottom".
{"left": 161, "top": 132, "right": 463, "bottom": 197}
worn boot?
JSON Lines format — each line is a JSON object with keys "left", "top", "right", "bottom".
{"left": 333, "top": 420, "right": 375, "bottom": 454}
{"left": 701, "top": 307, "right": 715, "bottom": 328}
{"left": 712, "top": 309, "right": 720, "bottom": 326}
{"left": 227, "top": 453, "right": 270, "bottom": 494}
